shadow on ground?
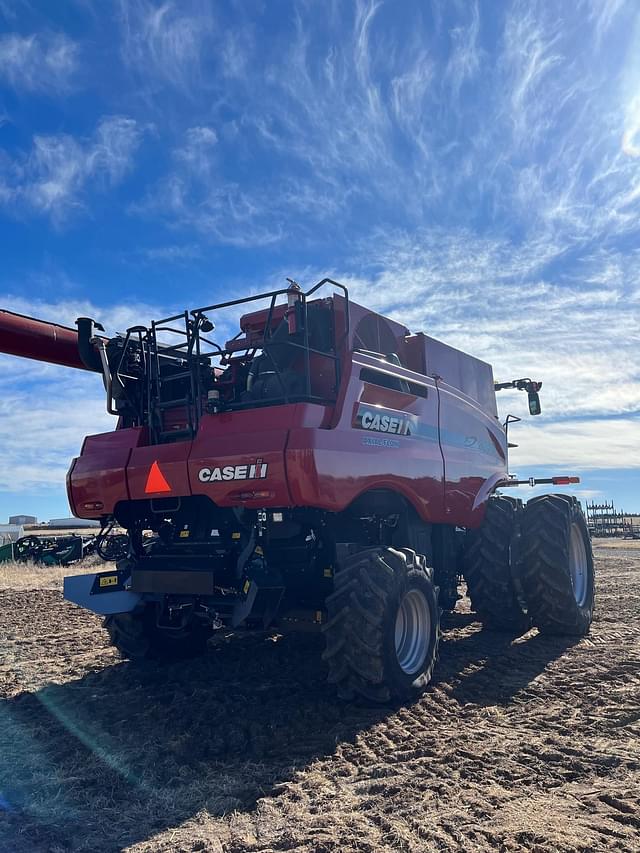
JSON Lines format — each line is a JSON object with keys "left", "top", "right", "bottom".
{"left": 440, "top": 612, "right": 579, "bottom": 706}
{"left": 0, "top": 614, "right": 577, "bottom": 852}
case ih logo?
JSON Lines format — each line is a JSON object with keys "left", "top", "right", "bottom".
{"left": 355, "top": 405, "right": 415, "bottom": 436}
{"left": 198, "top": 459, "right": 269, "bottom": 483}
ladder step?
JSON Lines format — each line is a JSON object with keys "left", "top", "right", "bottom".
{"left": 161, "top": 370, "right": 192, "bottom": 381}
{"left": 157, "top": 397, "right": 190, "bottom": 409}
{"left": 159, "top": 428, "right": 194, "bottom": 440}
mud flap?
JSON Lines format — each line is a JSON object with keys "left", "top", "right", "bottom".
{"left": 231, "top": 580, "right": 285, "bottom": 628}
{"left": 232, "top": 556, "right": 285, "bottom": 629}
{"left": 64, "top": 572, "right": 142, "bottom": 616}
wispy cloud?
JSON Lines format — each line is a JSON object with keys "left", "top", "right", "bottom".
{"left": 0, "top": 117, "right": 144, "bottom": 223}
{"left": 446, "top": 0, "right": 481, "bottom": 98}
{"left": 0, "top": 373, "right": 109, "bottom": 492}
{"left": 133, "top": 125, "right": 283, "bottom": 246}
{"left": 121, "top": 0, "right": 640, "bottom": 257}
{"left": 130, "top": 243, "right": 202, "bottom": 263}
{"left": 502, "top": 2, "right": 563, "bottom": 142}
{"left": 118, "top": 0, "right": 215, "bottom": 92}
{"left": 587, "top": 0, "right": 629, "bottom": 47}
{"left": 509, "top": 418, "right": 640, "bottom": 470}
{"left": 0, "top": 32, "right": 79, "bottom": 93}
{"left": 623, "top": 94, "right": 640, "bottom": 157}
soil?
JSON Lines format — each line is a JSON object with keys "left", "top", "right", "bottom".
{"left": 1, "top": 540, "right": 639, "bottom": 853}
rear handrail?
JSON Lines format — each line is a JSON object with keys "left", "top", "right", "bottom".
{"left": 121, "top": 278, "right": 350, "bottom": 441}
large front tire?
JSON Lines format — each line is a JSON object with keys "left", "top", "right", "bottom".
{"left": 105, "top": 606, "right": 212, "bottom": 661}
{"left": 322, "top": 547, "right": 440, "bottom": 703}
{"left": 519, "top": 494, "right": 595, "bottom": 636}
{"left": 463, "top": 495, "right": 529, "bottom": 632}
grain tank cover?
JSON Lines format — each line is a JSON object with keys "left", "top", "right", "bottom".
{"left": 424, "top": 335, "right": 497, "bottom": 418}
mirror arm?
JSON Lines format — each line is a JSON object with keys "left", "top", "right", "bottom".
{"left": 495, "top": 378, "right": 543, "bottom": 416}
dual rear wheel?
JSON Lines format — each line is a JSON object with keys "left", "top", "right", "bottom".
{"left": 519, "top": 494, "right": 595, "bottom": 635}
{"left": 463, "top": 494, "right": 595, "bottom": 636}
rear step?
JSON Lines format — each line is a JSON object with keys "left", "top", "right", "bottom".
{"left": 157, "top": 397, "right": 191, "bottom": 409}
{"left": 159, "top": 428, "right": 194, "bottom": 440}
{"left": 162, "top": 370, "right": 192, "bottom": 381}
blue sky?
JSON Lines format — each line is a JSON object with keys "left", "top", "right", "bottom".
{"left": 0, "top": 0, "right": 639, "bottom": 522}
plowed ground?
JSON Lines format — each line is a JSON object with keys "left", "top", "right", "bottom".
{"left": 1, "top": 541, "right": 639, "bottom": 853}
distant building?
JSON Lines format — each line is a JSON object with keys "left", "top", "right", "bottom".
{"left": 9, "top": 514, "right": 37, "bottom": 525}
{"left": 48, "top": 518, "right": 100, "bottom": 529}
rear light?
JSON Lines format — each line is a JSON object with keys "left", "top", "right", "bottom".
{"left": 551, "top": 477, "right": 580, "bottom": 485}
{"left": 82, "top": 501, "right": 104, "bottom": 510}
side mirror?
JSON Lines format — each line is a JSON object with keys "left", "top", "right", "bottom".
{"left": 528, "top": 391, "right": 541, "bottom": 416}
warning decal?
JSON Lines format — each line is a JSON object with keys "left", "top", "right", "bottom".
{"left": 144, "top": 461, "right": 172, "bottom": 494}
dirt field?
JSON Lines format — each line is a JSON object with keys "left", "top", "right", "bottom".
{"left": 1, "top": 541, "right": 639, "bottom": 853}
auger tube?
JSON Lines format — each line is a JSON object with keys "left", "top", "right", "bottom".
{"left": 0, "top": 309, "right": 100, "bottom": 372}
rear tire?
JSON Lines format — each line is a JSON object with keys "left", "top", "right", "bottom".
{"left": 322, "top": 547, "right": 440, "bottom": 703}
{"left": 463, "top": 495, "right": 529, "bottom": 632}
{"left": 105, "top": 606, "right": 212, "bottom": 660}
{"left": 519, "top": 494, "right": 595, "bottom": 636}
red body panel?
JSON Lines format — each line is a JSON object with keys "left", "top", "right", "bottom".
{"left": 68, "top": 428, "right": 144, "bottom": 515}
{"left": 287, "top": 355, "right": 447, "bottom": 521}
{"left": 437, "top": 380, "right": 507, "bottom": 527}
{"left": 189, "top": 405, "right": 331, "bottom": 507}
{"left": 127, "top": 440, "right": 193, "bottom": 501}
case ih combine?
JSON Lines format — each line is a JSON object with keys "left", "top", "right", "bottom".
{"left": 0, "top": 279, "right": 594, "bottom": 702}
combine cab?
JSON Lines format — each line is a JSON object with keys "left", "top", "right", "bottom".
{"left": 0, "top": 279, "right": 594, "bottom": 702}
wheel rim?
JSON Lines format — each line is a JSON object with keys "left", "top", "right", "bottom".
{"left": 394, "top": 588, "right": 431, "bottom": 675}
{"left": 569, "top": 523, "right": 589, "bottom": 607}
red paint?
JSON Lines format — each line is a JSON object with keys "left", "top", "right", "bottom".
{"left": 67, "top": 428, "right": 144, "bottom": 515}
{"left": 0, "top": 310, "right": 97, "bottom": 371}
{"left": 127, "top": 442, "right": 192, "bottom": 502}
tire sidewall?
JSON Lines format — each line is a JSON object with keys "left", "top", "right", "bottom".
{"left": 568, "top": 503, "right": 595, "bottom": 628}
{"left": 381, "top": 567, "right": 440, "bottom": 698}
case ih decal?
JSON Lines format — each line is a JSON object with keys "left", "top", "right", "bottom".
{"left": 198, "top": 460, "right": 269, "bottom": 482}
{"left": 354, "top": 404, "right": 504, "bottom": 460}
{"left": 354, "top": 404, "right": 417, "bottom": 436}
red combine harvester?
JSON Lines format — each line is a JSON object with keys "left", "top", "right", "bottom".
{"left": 0, "top": 279, "right": 594, "bottom": 702}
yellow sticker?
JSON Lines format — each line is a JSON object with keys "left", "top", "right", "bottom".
{"left": 232, "top": 532, "right": 241, "bottom": 540}
{"left": 243, "top": 579, "right": 251, "bottom": 594}
{"left": 323, "top": 567, "right": 333, "bottom": 577}
{"left": 99, "top": 575, "right": 118, "bottom": 588}
{"left": 179, "top": 530, "right": 190, "bottom": 538}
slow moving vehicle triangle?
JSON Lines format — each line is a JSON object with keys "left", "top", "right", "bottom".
{"left": 144, "top": 460, "right": 172, "bottom": 494}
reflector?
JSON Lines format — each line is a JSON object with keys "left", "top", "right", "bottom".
{"left": 144, "top": 461, "right": 172, "bottom": 494}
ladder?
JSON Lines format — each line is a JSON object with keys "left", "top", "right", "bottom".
{"left": 147, "top": 312, "right": 200, "bottom": 444}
